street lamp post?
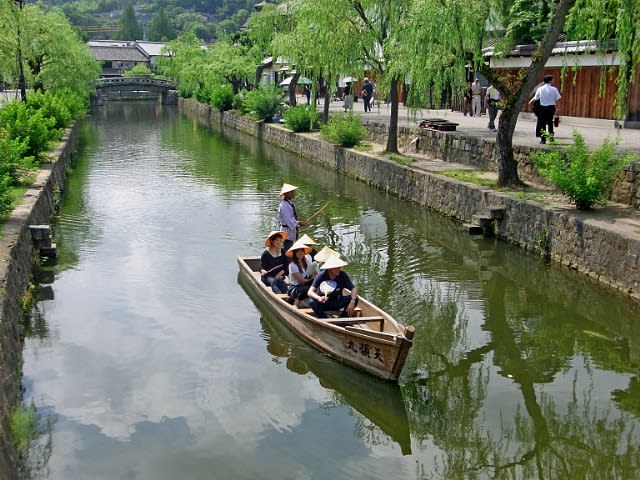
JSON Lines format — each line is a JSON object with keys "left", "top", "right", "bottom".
{"left": 14, "top": 0, "right": 27, "bottom": 102}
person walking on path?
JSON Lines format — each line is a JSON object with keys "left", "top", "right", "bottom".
{"left": 303, "top": 86, "right": 311, "bottom": 105}
{"left": 362, "top": 78, "right": 374, "bottom": 113}
{"left": 463, "top": 82, "right": 473, "bottom": 116}
{"left": 529, "top": 74, "right": 561, "bottom": 144}
{"left": 485, "top": 83, "right": 500, "bottom": 131}
{"left": 278, "top": 183, "right": 305, "bottom": 252}
{"left": 471, "top": 78, "right": 483, "bottom": 117}
{"left": 343, "top": 82, "right": 353, "bottom": 112}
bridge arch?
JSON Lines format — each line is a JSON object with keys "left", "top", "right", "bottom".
{"left": 92, "top": 77, "right": 177, "bottom": 105}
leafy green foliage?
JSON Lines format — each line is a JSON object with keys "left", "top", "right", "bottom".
{"left": 124, "top": 64, "right": 154, "bottom": 77}
{"left": 320, "top": 113, "right": 367, "bottom": 147}
{"left": 210, "top": 84, "right": 234, "bottom": 111}
{"left": 232, "top": 91, "right": 246, "bottom": 111}
{"left": 114, "top": 4, "right": 143, "bottom": 40}
{"left": 532, "top": 130, "right": 635, "bottom": 209}
{"left": 243, "top": 87, "right": 283, "bottom": 122}
{"left": 8, "top": 405, "right": 38, "bottom": 454}
{"left": 0, "top": 101, "right": 58, "bottom": 160}
{"left": 26, "top": 91, "right": 72, "bottom": 130}
{"left": 283, "top": 105, "right": 318, "bottom": 132}
{"left": 146, "top": 8, "right": 177, "bottom": 41}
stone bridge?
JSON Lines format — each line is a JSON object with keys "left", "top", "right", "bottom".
{"left": 91, "top": 77, "right": 178, "bottom": 105}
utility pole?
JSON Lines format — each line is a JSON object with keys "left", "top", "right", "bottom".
{"left": 14, "top": 0, "right": 27, "bottom": 102}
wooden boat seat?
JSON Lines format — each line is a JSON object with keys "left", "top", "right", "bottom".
{"left": 327, "top": 316, "right": 384, "bottom": 330}
{"left": 345, "top": 325, "right": 398, "bottom": 341}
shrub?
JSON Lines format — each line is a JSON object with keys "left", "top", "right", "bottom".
{"left": 232, "top": 91, "right": 246, "bottom": 111}
{"left": 532, "top": 130, "right": 635, "bottom": 209}
{"left": 243, "top": 86, "right": 283, "bottom": 122}
{"left": 0, "top": 128, "right": 36, "bottom": 185}
{"left": 124, "top": 64, "right": 153, "bottom": 77}
{"left": 27, "top": 91, "right": 72, "bottom": 130}
{"left": 320, "top": 112, "right": 367, "bottom": 147}
{"left": 0, "top": 175, "right": 14, "bottom": 217}
{"left": 0, "top": 101, "right": 58, "bottom": 160}
{"left": 8, "top": 405, "right": 38, "bottom": 454}
{"left": 284, "top": 105, "right": 318, "bottom": 132}
{"left": 210, "top": 84, "right": 234, "bottom": 111}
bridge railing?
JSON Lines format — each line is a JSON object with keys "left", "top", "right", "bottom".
{"left": 97, "top": 77, "right": 175, "bottom": 88}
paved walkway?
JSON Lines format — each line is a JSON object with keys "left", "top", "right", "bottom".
{"left": 319, "top": 97, "right": 640, "bottom": 152}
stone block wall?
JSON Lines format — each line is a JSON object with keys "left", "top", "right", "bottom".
{"left": 0, "top": 125, "right": 79, "bottom": 479}
{"left": 364, "top": 119, "right": 640, "bottom": 207}
{"left": 180, "top": 98, "right": 640, "bottom": 301}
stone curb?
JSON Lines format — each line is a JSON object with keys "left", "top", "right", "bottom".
{"left": 0, "top": 124, "right": 79, "bottom": 478}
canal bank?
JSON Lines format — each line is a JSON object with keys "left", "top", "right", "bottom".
{"left": 179, "top": 98, "right": 640, "bottom": 302}
{"left": 0, "top": 124, "right": 79, "bottom": 478}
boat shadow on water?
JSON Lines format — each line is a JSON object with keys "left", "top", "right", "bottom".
{"left": 238, "top": 273, "right": 412, "bottom": 455}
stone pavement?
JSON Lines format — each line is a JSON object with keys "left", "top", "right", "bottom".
{"left": 319, "top": 97, "right": 640, "bottom": 152}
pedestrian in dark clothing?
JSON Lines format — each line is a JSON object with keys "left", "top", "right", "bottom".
{"left": 362, "top": 78, "right": 374, "bottom": 112}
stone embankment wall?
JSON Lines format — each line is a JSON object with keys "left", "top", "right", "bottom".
{"left": 0, "top": 125, "right": 79, "bottom": 479}
{"left": 180, "top": 98, "right": 640, "bottom": 301}
{"left": 364, "top": 120, "right": 640, "bottom": 207}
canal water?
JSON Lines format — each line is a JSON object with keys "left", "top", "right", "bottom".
{"left": 22, "top": 102, "right": 640, "bottom": 479}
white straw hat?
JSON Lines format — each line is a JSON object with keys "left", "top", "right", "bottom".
{"left": 264, "top": 230, "right": 288, "bottom": 247}
{"left": 320, "top": 256, "right": 348, "bottom": 270}
{"left": 279, "top": 183, "right": 298, "bottom": 196}
{"left": 314, "top": 246, "right": 340, "bottom": 264}
{"left": 298, "top": 233, "right": 317, "bottom": 245}
{"left": 285, "top": 239, "right": 313, "bottom": 257}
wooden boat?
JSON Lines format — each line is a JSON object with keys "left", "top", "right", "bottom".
{"left": 258, "top": 313, "right": 412, "bottom": 454}
{"left": 237, "top": 256, "right": 415, "bottom": 381}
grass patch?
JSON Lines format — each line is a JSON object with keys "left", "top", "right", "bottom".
{"left": 385, "top": 154, "right": 414, "bottom": 165}
{"left": 353, "top": 142, "right": 373, "bottom": 152}
{"left": 9, "top": 405, "right": 38, "bottom": 453}
{"left": 512, "top": 191, "right": 549, "bottom": 202}
{"left": 438, "top": 169, "right": 497, "bottom": 187}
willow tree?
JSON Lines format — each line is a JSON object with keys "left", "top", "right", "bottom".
{"left": 0, "top": 3, "right": 99, "bottom": 98}
{"left": 398, "top": 0, "right": 575, "bottom": 187}
{"left": 303, "top": 0, "right": 413, "bottom": 153}
{"left": 270, "top": 1, "right": 360, "bottom": 120}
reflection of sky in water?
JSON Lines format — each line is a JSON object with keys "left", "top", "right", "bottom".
{"left": 21, "top": 103, "right": 640, "bottom": 478}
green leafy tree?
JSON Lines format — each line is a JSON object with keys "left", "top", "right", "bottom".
{"left": 115, "top": 4, "right": 143, "bottom": 40}
{"left": 147, "top": 8, "right": 177, "bottom": 42}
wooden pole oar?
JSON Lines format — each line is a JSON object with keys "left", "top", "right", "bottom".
{"left": 303, "top": 202, "right": 329, "bottom": 223}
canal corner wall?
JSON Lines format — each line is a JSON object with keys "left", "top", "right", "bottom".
{"left": 0, "top": 124, "right": 80, "bottom": 478}
{"left": 179, "top": 98, "right": 640, "bottom": 303}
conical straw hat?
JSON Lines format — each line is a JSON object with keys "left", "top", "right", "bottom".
{"left": 314, "top": 246, "right": 340, "bottom": 264}
{"left": 285, "top": 239, "right": 313, "bottom": 257}
{"left": 264, "top": 230, "right": 288, "bottom": 247}
{"left": 279, "top": 183, "right": 298, "bottom": 196}
{"left": 320, "top": 256, "right": 348, "bottom": 270}
{"left": 298, "top": 233, "right": 317, "bottom": 245}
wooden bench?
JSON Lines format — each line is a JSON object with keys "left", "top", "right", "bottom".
{"left": 327, "top": 315, "right": 384, "bottom": 330}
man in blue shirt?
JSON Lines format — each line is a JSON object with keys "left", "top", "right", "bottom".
{"left": 308, "top": 256, "right": 359, "bottom": 318}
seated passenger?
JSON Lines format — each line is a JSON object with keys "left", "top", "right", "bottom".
{"left": 260, "top": 231, "right": 289, "bottom": 294}
{"left": 307, "top": 256, "right": 359, "bottom": 318}
{"left": 286, "top": 239, "right": 318, "bottom": 308}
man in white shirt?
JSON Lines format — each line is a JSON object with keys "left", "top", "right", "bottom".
{"left": 529, "top": 74, "right": 561, "bottom": 144}
{"left": 485, "top": 83, "right": 500, "bottom": 131}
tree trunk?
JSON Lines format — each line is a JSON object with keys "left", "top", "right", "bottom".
{"left": 254, "top": 63, "right": 265, "bottom": 88}
{"left": 386, "top": 76, "right": 399, "bottom": 153}
{"left": 488, "top": 0, "right": 576, "bottom": 187}
{"left": 323, "top": 90, "right": 331, "bottom": 123}
{"left": 288, "top": 72, "right": 300, "bottom": 107}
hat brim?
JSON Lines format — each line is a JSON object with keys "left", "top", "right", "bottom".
{"left": 264, "top": 230, "right": 288, "bottom": 247}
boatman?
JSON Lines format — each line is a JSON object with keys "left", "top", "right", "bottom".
{"left": 278, "top": 183, "right": 305, "bottom": 252}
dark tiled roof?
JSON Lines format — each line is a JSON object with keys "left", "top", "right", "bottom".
{"left": 90, "top": 45, "right": 149, "bottom": 62}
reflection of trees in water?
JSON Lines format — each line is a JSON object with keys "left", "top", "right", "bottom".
{"left": 404, "top": 271, "right": 640, "bottom": 479}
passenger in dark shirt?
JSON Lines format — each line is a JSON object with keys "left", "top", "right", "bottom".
{"left": 260, "top": 231, "right": 289, "bottom": 294}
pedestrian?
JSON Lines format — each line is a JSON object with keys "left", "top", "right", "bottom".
{"left": 463, "top": 82, "right": 473, "bottom": 116}
{"left": 361, "top": 77, "right": 374, "bottom": 112}
{"left": 343, "top": 82, "right": 353, "bottom": 112}
{"left": 303, "top": 85, "right": 311, "bottom": 105}
{"left": 278, "top": 183, "right": 305, "bottom": 252}
{"left": 485, "top": 83, "right": 500, "bottom": 131}
{"left": 471, "top": 78, "right": 483, "bottom": 117}
{"left": 529, "top": 74, "right": 561, "bottom": 144}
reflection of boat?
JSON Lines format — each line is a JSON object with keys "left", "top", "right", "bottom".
{"left": 257, "top": 304, "right": 413, "bottom": 455}
{"left": 238, "top": 256, "right": 415, "bottom": 381}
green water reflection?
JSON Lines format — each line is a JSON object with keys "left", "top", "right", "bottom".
{"left": 22, "top": 102, "right": 640, "bottom": 479}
